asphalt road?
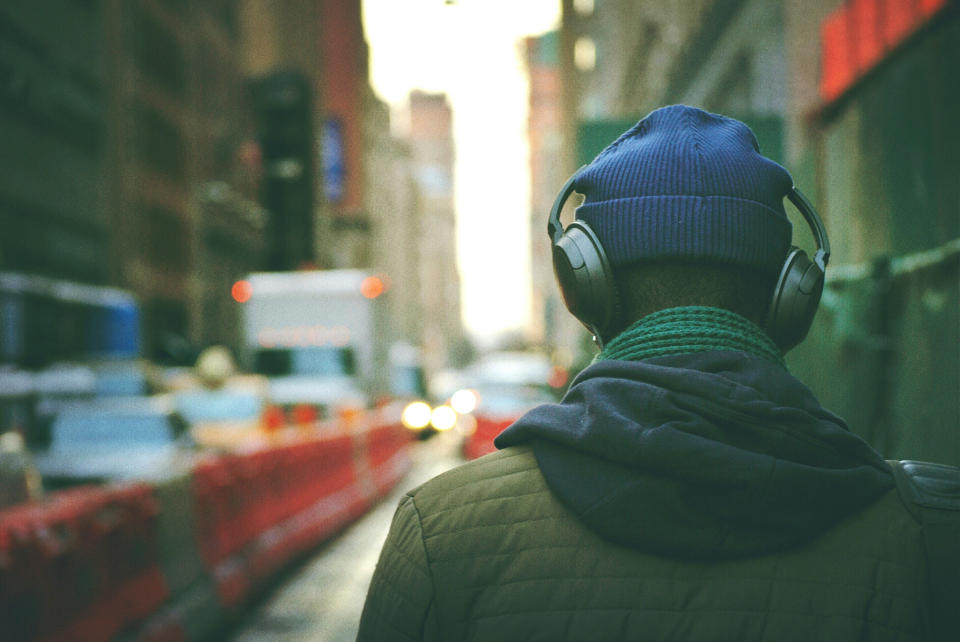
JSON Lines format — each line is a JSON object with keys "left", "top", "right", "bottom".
{"left": 230, "top": 431, "right": 466, "bottom": 642}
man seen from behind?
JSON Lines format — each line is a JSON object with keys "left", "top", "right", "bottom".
{"left": 357, "top": 105, "right": 953, "bottom": 642}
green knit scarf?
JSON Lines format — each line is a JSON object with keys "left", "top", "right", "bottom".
{"left": 599, "top": 306, "right": 786, "bottom": 367}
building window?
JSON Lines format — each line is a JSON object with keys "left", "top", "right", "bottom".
{"left": 575, "top": 37, "right": 596, "bottom": 71}
{"left": 135, "top": 103, "right": 186, "bottom": 180}
{"left": 131, "top": 5, "right": 186, "bottom": 97}
{"left": 573, "top": 0, "right": 594, "bottom": 17}
{"left": 144, "top": 206, "right": 189, "bottom": 269}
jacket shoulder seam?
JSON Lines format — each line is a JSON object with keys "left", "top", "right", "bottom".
{"left": 406, "top": 492, "right": 442, "bottom": 639}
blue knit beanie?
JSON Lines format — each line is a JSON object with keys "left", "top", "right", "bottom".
{"left": 574, "top": 105, "right": 794, "bottom": 276}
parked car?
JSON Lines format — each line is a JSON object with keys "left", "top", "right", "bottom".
{"left": 455, "top": 351, "right": 559, "bottom": 460}
{"left": 460, "top": 383, "right": 556, "bottom": 460}
{"left": 175, "top": 378, "right": 273, "bottom": 451}
{"left": 32, "top": 396, "right": 195, "bottom": 489}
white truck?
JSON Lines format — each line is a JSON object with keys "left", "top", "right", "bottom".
{"left": 237, "top": 269, "right": 391, "bottom": 418}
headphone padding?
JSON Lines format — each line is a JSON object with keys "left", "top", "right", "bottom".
{"left": 767, "top": 248, "right": 825, "bottom": 351}
{"left": 552, "top": 221, "right": 618, "bottom": 338}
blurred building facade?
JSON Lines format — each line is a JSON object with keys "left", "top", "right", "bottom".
{"left": 364, "top": 99, "right": 422, "bottom": 350}
{"left": 106, "top": 0, "right": 268, "bottom": 360}
{"left": 240, "top": 1, "right": 466, "bottom": 378}
{"left": 0, "top": 0, "right": 267, "bottom": 361}
{"left": 0, "top": 0, "right": 465, "bottom": 377}
{"left": 0, "top": 1, "right": 108, "bottom": 285}
{"left": 317, "top": 0, "right": 372, "bottom": 269}
{"left": 405, "top": 91, "right": 465, "bottom": 376}
{"left": 554, "top": 0, "right": 959, "bottom": 464}
{"left": 522, "top": 31, "right": 586, "bottom": 366}
{"left": 109, "top": 0, "right": 271, "bottom": 359}
{"left": 239, "top": 0, "right": 325, "bottom": 276}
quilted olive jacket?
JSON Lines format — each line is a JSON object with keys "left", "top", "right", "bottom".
{"left": 358, "top": 353, "right": 928, "bottom": 641}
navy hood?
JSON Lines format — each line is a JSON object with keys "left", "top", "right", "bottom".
{"left": 495, "top": 351, "right": 894, "bottom": 559}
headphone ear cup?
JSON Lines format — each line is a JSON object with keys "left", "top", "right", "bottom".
{"left": 552, "top": 221, "right": 619, "bottom": 339}
{"left": 767, "top": 247, "right": 825, "bottom": 352}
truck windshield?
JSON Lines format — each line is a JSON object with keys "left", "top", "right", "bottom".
{"left": 176, "top": 391, "right": 264, "bottom": 422}
{"left": 391, "top": 364, "right": 427, "bottom": 398}
{"left": 255, "top": 347, "right": 356, "bottom": 377}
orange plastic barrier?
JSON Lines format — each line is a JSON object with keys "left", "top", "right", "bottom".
{"left": 2, "top": 413, "right": 414, "bottom": 641}
{"left": 0, "top": 484, "right": 167, "bottom": 642}
{"left": 187, "top": 420, "right": 415, "bottom": 609}
{"left": 365, "top": 422, "right": 414, "bottom": 495}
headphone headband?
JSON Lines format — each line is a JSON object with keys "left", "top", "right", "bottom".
{"left": 786, "top": 187, "right": 830, "bottom": 269}
{"left": 548, "top": 171, "right": 831, "bottom": 353}
{"left": 547, "top": 167, "right": 586, "bottom": 244}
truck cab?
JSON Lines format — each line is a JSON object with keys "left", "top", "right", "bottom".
{"left": 237, "top": 270, "right": 389, "bottom": 425}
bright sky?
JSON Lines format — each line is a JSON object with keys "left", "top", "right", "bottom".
{"left": 362, "top": 0, "right": 560, "bottom": 342}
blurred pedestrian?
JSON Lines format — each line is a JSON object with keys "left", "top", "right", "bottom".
{"left": 357, "top": 105, "right": 956, "bottom": 641}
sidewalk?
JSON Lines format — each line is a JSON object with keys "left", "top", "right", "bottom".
{"left": 231, "top": 433, "right": 465, "bottom": 641}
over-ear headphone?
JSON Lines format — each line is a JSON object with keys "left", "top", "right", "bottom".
{"left": 547, "top": 169, "right": 831, "bottom": 352}
{"left": 767, "top": 188, "right": 831, "bottom": 351}
{"left": 547, "top": 170, "right": 619, "bottom": 347}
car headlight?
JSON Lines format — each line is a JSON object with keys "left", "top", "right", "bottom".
{"left": 401, "top": 401, "right": 432, "bottom": 430}
{"left": 450, "top": 388, "right": 478, "bottom": 415}
{"left": 430, "top": 405, "right": 457, "bottom": 431}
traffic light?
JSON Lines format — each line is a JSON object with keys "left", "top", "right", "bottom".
{"left": 251, "top": 71, "right": 316, "bottom": 271}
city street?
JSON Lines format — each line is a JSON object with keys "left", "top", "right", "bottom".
{"left": 1, "top": 2, "right": 957, "bottom": 641}
{"left": 230, "top": 432, "right": 466, "bottom": 642}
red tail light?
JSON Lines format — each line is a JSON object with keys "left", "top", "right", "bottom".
{"left": 291, "top": 404, "right": 318, "bottom": 425}
{"left": 263, "top": 405, "right": 286, "bottom": 431}
{"left": 361, "top": 276, "right": 385, "bottom": 299}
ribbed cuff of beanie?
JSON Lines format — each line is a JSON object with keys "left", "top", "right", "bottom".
{"left": 576, "top": 194, "right": 792, "bottom": 274}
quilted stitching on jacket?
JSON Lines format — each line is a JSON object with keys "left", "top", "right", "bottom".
{"left": 358, "top": 447, "right": 927, "bottom": 642}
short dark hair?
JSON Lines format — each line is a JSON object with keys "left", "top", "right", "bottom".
{"left": 613, "top": 261, "right": 777, "bottom": 331}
